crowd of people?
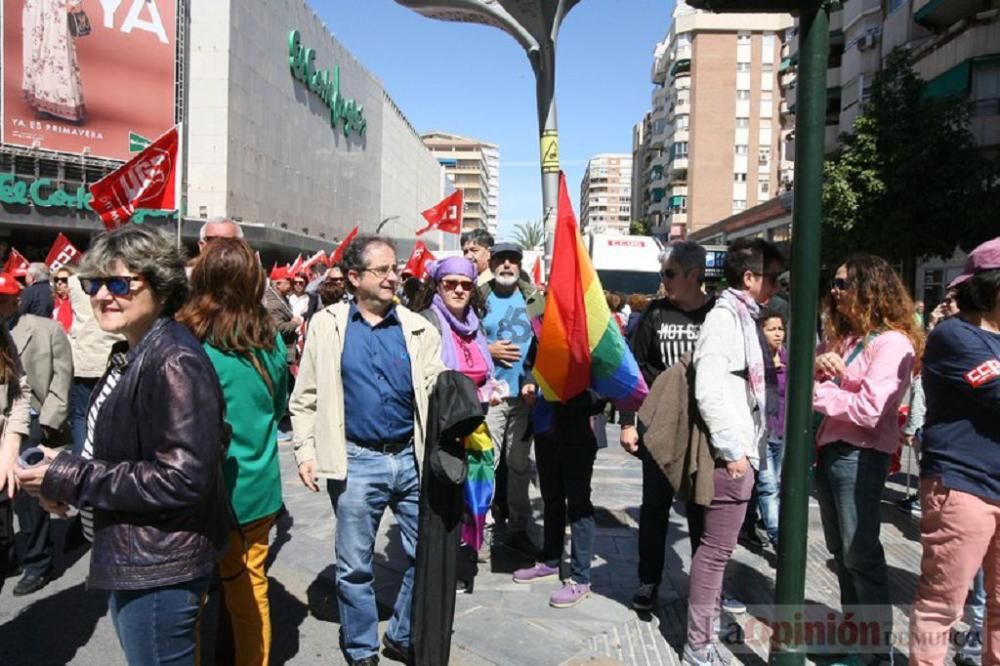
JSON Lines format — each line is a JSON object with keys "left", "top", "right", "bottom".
{"left": 0, "top": 220, "right": 996, "bottom": 666}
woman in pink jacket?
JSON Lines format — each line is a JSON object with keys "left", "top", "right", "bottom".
{"left": 813, "top": 255, "right": 922, "bottom": 665}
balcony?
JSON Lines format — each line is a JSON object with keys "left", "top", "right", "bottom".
{"left": 669, "top": 157, "right": 688, "bottom": 179}
{"left": 670, "top": 58, "right": 691, "bottom": 78}
{"left": 913, "top": 0, "right": 982, "bottom": 29}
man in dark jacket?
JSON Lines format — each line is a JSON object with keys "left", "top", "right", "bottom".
{"left": 18, "top": 263, "right": 54, "bottom": 318}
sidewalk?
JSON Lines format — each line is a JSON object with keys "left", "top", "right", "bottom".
{"left": 273, "top": 425, "right": 933, "bottom": 665}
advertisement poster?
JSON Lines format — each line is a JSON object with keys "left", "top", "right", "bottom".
{"left": 1, "top": 0, "right": 177, "bottom": 161}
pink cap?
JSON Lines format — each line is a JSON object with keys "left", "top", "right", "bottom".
{"left": 948, "top": 237, "right": 1000, "bottom": 289}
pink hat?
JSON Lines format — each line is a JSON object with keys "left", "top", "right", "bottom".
{"left": 0, "top": 273, "right": 22, "bottom": 296}
{"left": 947, "top": 237, "right": 1000, "bottom": 289}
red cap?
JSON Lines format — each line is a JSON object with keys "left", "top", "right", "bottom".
{"left": 948, "top": 237, "right": 1000, "bottom": 289}
{"left": 269, "top": 266, "right": 290, "bottom": 282}
{"left": 0, "top": 273, "right": 22, "bottom": 296}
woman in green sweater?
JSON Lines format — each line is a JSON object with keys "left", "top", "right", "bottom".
{"left": 177, "top": 238, "right": 288, "bottom": 666}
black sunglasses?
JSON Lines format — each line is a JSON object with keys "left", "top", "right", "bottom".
{"left": 830, "top": 277, "right": 851, "bottom": 291}
{"left": 79, "top": 275, "right": 144, "bottom": 296}
{"left": 54, "top": 277, "right": 69, "bottom": 285}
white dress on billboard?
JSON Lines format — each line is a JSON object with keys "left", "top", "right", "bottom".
{"left": 21, "top": 0, "right": 85, "bottom": 122}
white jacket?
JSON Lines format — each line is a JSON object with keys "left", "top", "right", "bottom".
{"left": 692, "top": 304, "right": 766, "bottom": 469}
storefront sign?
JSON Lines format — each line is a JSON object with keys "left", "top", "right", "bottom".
{"left": 0, "top": 173, "right": 174, "bottom": 223}
{"left": 288, "top": 30, "right": 367, "bottom": 138}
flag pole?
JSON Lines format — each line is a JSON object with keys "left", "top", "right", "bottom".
{"left": 175, "top": 121, "right": 185, "bottom": 249}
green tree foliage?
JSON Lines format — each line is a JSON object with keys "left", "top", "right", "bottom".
{"left": 512, "top": 220, "right": 545, "bottom": 250}
{"left": 822, "top": 48, "right": 999, "bottom": 283}
{"left": 629, "top": 218, "right": 653, "bottom": 236}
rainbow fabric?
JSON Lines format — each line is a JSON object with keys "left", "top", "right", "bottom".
{"left": 532, "top": 172, "right": 649, "bottom": 412}
{"left": 461, "top": 423, "right": 494, "bottom": 551}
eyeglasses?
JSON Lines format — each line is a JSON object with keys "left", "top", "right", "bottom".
{"left": 293, "top": 280, "right": 306, "bottom": 285}
{"left": 830, "top": 277, "right": 851, "bottom": 291}
{"left": 80, "top": 275, "right": 144, "bottom": 296}
{"left": 54, "top": 277, "right": 69, "bottom": 285}
{"left": 326, "top": 277, "right": 345, "bottom": 284}
{"left": 362, "top": 265, "right": 401, "bottom": 280}
{"left": 660, "top": 268, "right": 678, "bottom": 279}
{"left": 441, "top": 278, "right": 474, "bottom": 292}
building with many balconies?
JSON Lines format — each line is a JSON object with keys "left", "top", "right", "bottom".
{"left": 579, "top": 154, "right": 633, "bottom": 235}
{"left": 420, "top": 131, "right": 499, "bottom": 232}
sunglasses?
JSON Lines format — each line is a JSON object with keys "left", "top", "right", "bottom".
{"left": 54, "top": 277, "right": 69, "bottom": 285}
{"left": 441, "top": 278, "right": 474, "bottom": 292}
{"left": 830, "top": 277, "right": 851, "bottom": 291}
{"left": 326, "top": 277, "right": 345, "bottom": 284}
{"left": 79, "top": 275, "right": 144, "bottom": 296}
{"left": 293, "top": 280, "right": 306, "bottom": 285}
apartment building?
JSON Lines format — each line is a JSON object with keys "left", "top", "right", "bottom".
{"left": 639, "top": 2, "right": 795, "bottom": 239}
{"left": 420, "top": 131, "right": 499, "bottom": 232}
{"left": 580, "top": 154, "right": 633, "bottom": 235}
{"left": 630, "top": 113, "right": 653, "bottom": 230}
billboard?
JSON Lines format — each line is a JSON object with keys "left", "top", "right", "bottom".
{"left": 1, "top": 0, "right": 177, "bottom": 161}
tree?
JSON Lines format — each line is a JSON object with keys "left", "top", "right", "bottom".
{"left": 511, "top": 220, "right": 545, "bottom": 250}
{"left": 630, "top": 218, "right": 652, "bottom": 236}
{"left": 822, "top": 48, "right": 999, "bottom": 287}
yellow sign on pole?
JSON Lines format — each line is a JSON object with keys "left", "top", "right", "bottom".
{"left": 540, "top": 130, "right": 559, "bottom": 173}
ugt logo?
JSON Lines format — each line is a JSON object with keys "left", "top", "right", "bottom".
{"left": 114, "top": 147, "right": 171, "bottom": 208}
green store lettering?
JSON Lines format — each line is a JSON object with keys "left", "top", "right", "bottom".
{"left": 0, "top": 173, "right": 174, "bottom": 222}
{"left": 288, "top": 29, "right": 367, "bottom": 138}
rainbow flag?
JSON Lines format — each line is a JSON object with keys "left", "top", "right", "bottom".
{"left": 532, "top": 173, "right": 649, "bottom": 412}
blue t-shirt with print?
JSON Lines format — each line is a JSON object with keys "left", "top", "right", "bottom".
{"left": 483, "top": 289, "right": 531, "bottom": 393}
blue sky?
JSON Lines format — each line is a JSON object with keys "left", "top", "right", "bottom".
{"left": 313, "top": 0, "right": 674, "bottom": 240}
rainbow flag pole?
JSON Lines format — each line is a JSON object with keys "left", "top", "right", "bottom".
{"left": 532, "top": 172, "right": 649, "bottom": 412}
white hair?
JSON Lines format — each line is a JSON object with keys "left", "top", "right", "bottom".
{"left": 199, "top": 217, "right": 244, "bottom": 241}
{"left": 26, "top": 262, "right": 50, "bottom": 282}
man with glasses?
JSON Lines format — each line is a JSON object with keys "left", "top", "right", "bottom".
{"left": 290, "top": 235, "right": 446, "bottom": 666}
{"left": 0, "top": 272, "right": 72, "bottom": 596}
{"left": 479, "top": 242, "right": 545, "bottom": 558}
{"left": 197, "top": 217, "right": 243, "bottom": 252}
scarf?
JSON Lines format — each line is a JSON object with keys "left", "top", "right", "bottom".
{"left": 717, "top": 288, "right": 767, "bottom": 415}
{"left": 430, "top": 294, "right": 494, "bottom": 380}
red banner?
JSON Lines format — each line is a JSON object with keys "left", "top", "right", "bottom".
{"left": 329, "top": 226, "right": 360, "bottom": 266}
{"left": 531, "top": 255, "right": 544, "bottom": 286}
{"left": 417, "top": 190, "right": 463, "bottom": 235}
{"left": 403, "top": 241, "right": 436, "bottom": 280}
{"left": 45, "top": 233, "right": 81, "bottom": 272}
{"left": 88, "top": 125, "right": 178, "bottom": 230}
{"left": 302, "top": 250, "right": 327, "bottom": 272}
{"left": 3, "top": 248, "right": 29, "bottom": 278}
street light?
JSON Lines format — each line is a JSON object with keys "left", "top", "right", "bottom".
{"left": 688, "top": 2, "right": 829, "bottom": 665}
{"left": 394, "top": 0, "right": 581, "bottom": 261}
{"left": 376, "top": 214, "right": 401, "bottom": 234}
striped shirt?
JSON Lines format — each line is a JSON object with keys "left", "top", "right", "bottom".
{"left": 80, "top": 361, "right": 123, "bottom": 542}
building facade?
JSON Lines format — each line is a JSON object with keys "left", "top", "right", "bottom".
{"left": 421, "top": 131, "right": 498, "bottom": 233}
{"left": 639, "top": 2, "right": 794, "bottom": 240}
{"left": 579, "top": 154, "right": 632, "bottom": 235}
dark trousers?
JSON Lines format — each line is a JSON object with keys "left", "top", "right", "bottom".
{"left": 69, "top": 377, "right": 99, "bottom": 454}
{"left": 0, "top": 497, "right": 13, "bottom": 590}
{"left": 535, "top": 432, "right": 597, "bottom": 585}
{"left": 638, "top": 443, "right": 703, "bottom": 586}
{"left": 14, "top": 417, "right": 52, "bottom": 577}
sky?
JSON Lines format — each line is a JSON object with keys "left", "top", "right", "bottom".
{"left": 312, "top": 0, "right": 675, "bottom": 240}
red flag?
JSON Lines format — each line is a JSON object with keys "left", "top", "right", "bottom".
{"left": 403, "top": 241, "right": 436, "bottom": 280}
{"left": 288, "top": 254, "right": 304, "bottom": 276}
{"left": 531, "top": 255, "right": 544, "bottom": 286}
{"left": 88, "top": 126, "right": 178, "bottom": 230}
{"left": 3, "top": 248, "right": 29, "bottom": 278}
{"left": 45, "top": 233, "right": 81, "bottom": 272}
{"left": 329, "top": 226, "right": 359, "bottom": 266}
{"left": 302, "top": 250, "right": 327, "bottom": 272}
{"left": 416, "top": 190, "right": 463, "bottom": 235}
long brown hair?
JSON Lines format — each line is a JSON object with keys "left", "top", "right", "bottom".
{"left": 0, "top": 320, "right": 19, "bottom": 390}
{"left": 823, "top": 255, "right": 924, "bottom": 360}
{"left": 176, "top": 239, "right": 276, "bottom": 353}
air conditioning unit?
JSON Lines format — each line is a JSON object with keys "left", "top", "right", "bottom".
{"left": 858, "top": 33, "right": 876, "bottom": 51}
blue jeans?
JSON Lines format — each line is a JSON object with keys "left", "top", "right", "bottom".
{"left": 69, "top": 377, "right": 100, "bottom": 455}
{"left": 814, "top": 442, "right": 892, "bottom": 652}
{"left": 328, "top": 442, "right": 420, "bottom": 662}
{"left": 108, "top": 578, "right": 209, "bottom": 666}
{"left": 969, "top": 568, "right": 986, "bottom": 631}
{"left": 756, "top": 438, "right": 785, "bottom": 543}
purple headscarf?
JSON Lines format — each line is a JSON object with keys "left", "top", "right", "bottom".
{"left": 426, "top": 256, "right": 477, "bottom": 283}
{"left": 426, "top": 256, "right": 493, "bottom": 381}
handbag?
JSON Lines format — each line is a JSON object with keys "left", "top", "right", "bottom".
{"left": 68, "top": 11, "right": 91, "bottom": 38}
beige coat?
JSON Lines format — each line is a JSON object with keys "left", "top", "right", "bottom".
{"left": 11, "top": 314, "right": 73, "bottom": 431}
{"left": 289, "top": 301, "right": 446, "bottom": 481}
{"left": 67, "top": 275, "right": 121, "bottom": 378}
{"left": 0, "top": 326, "right": 31, "bottom": 442}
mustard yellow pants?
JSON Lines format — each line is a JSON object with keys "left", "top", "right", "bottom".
{"left": 218, "top": 514, "right": 275, "bottom": 666}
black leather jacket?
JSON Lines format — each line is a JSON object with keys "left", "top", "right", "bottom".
{"left": 42, "top": 319, "right": 230, "bottom": 590}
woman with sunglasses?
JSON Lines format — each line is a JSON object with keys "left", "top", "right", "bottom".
{"left": 411, "top": 257, "right": 502, "bottom": 593}
{"left": 812, "top": 255, "right": 921, "bottom": 665}
{"left": 16, "top": 225, "right": 229, "bottom": 666}
{"left": 176, "top": 238, "right": 287, "bottom": 665}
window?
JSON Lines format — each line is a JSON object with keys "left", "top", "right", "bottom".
{"left": 762, "top": 33, "right": 775, "bottom": 53}
{"left": 758, "top": 147, "right": 772, "bottom": 164}
{"left": 735, "top": 144, "right": 749, "bottom": 155}
{"left": 758, "top": 176, "right": 770, "bottom": 195}
{"left": 737, "top": 90, "right": 751, "bottom": 100}
{"left": 761, "top": 91, "right": 773, "bottom": 102}
{"left": 762, "top": 63, "right": 773, "bottom": 73}
{"left": 676, "top": 114, "right": 690, "bottom": 129}
{"left": 734, "top": 172, "right": 747, "bottom": 183}
{"left": 737, "top": 62, "right": 751, "bottom": 72}
{"left": 737, "top": 33, "right": 751, "bottom": 44}
{"left": 733, "top": 199, "right": 747, "bottom": 210}
{"left": 760, "top": 118, "right": 772, "bottom": 129}
{"left": 673, "top": 141, "right": 688, "bottom": 157}
{"left": 736, "top": 117, "right": 750, "bottom": 127}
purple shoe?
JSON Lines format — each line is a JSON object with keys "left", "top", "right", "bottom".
{"left": 512, "top": 562, "right": 559, "bottom": 584}
{"left": 549, "top": 581, "right": 591, "bottom": 608}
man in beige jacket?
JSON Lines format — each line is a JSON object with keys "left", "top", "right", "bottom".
{"left": 290, "top": 235, "right": 445, "bottom": 666}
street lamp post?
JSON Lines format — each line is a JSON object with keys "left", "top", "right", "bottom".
{"left": 394, "top": 0, "right": 581, "bottom": 261}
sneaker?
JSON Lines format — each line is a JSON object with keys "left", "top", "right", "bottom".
{"left": 720, "top": 593, "right": 746, "bottom": 614}
{"left": 682, "top": 642, "right": 731, "bottom": 665}
{"left": 512, "top": 562, "right": 559, "bottom": 584}
{"left": 502, "top": 530, "right": 540, "bottom": 558}
{"left": 381, "top": 633, "right": 413, "bottom": 664}
{"left": 956, "top": 628, "right": 983, "bottom": 666}
{"left": 631, "top": 583, "right": 659, "bottom": 611}
{"left": 549, "top": 580, "right": 591, "bottom": 608}
{"left": 12, "top": 571, "right": 52, "bottom": 597}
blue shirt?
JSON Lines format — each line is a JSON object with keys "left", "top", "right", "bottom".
{"left": 483, "top": 289, "right": 531, "bottom": 393}
{"left": 341, "top": 304, "right": 414, "bottom": 444}
{"left": 920, "top": 316, "right": 1000, "bottom": 500}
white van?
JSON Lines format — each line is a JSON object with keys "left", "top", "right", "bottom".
{"left": 587, "top": 233, "right": 664, "bottom": 295}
